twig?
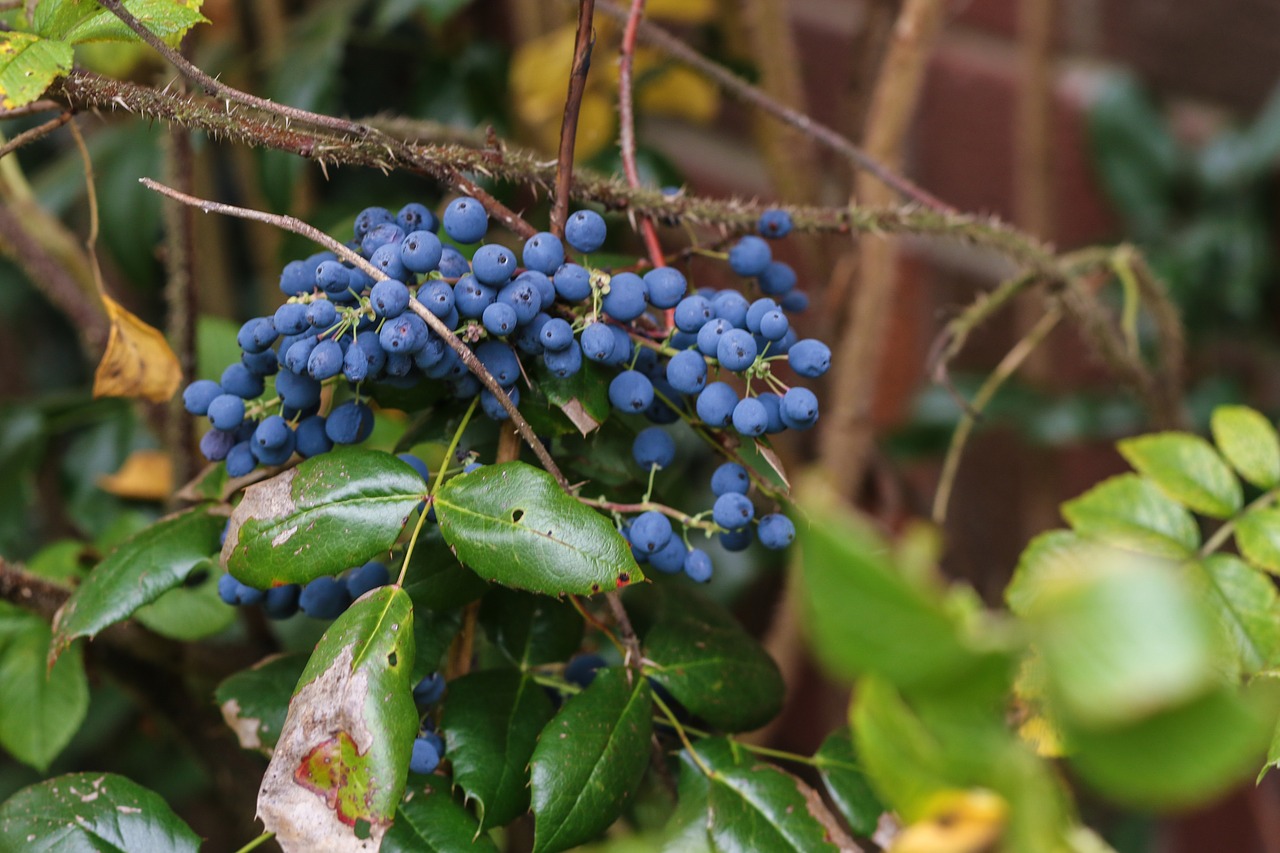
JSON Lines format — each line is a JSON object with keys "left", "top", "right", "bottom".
{"left": 616, "top": 0, "right": 665, "bottom": 270}
{"left": 552, "top": 0, "right": 597, "bottom": 237}
{"left": 592, "top": 0, "right": 954, "bottom": 213}
{"left": 164, "top": 123, "right": 201, "bottom": 492}
{"left": 0, "top": 557, "right": 71, "bottom": 621}
{"left": 138, "top": 178, "right": 570, "bottom": 490}
{"left": 605, "top": 591, "right": 643, "bottom": 681}
{"left": 0, "top": 99, "right": 60, "bottom": 120}
{"left": 94, "top": 0, "right": 369, "bottom": 139}
{"left": 0, "top": 110, "right": 73, "bottom": 160}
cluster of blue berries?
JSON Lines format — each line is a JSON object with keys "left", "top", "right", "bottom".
{"left": 409, "top": 672, "right": 447, "bottom": 775}
{"left": 216, "top": 559, "right": 392, "bottom": 620}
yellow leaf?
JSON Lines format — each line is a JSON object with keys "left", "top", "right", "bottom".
{"left": 97, "top": 450, "right": 173, "bottom": 501}
{"left": 93, "top": 293, "right": 182, "bottom": 403}
{"left": 889, "top": 789, "right": 1009, "bottom": 853}
{"left": 636, "top": 59, "right": 721, "bottom": 124}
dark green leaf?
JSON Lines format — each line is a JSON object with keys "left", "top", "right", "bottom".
{"left": 133, "top": 561, "right": 235, "bottom": 641}
{"left": 1187, "top": 555, "right": 1280, "bottom": 676}
{"left": 441, "top": 669, "right": 555, "bottom": 829}
{"left": 51, "top": 505, "right": 224, "bottom": 660}
{"left": 813, "top": 727, "right": 883, "bottom": 837}
{"left": 1118, "top": 432, "right": 1242, "bottom": 519}
{"left": 480, "top": 587, "right": 583, "bottom": 668}
{"left": 403, "top": 528, "right": 489, "bottom": 612}
{"left": 382, "top": 781, "right": 498, "bottom": 852}
{"left": 1061, "top": 473, "right": 1199, "bottom": 557}
{"left": 637, "top": 587, "right": 782, "bottom": 732}
{"left": 0, "top": 34, "right": 73, "bottom": 109}
{"left": 0, "top": 603, "right": 87, "bottom": 772}
{"left": 538, "top": 361, "right": 610, "bottom": 436}
{"left": 530, "top": 667, "right": 653, "bottom": 852}
{"left": 666, "top": 753, "right": 714, "bottom": 851}
{"left": 434, "top": 461, "right": 641, "bottom": 595}
{"left": 1235, "top": 506, "right": 1280, "bottom": 574}
{"left": 59, "top": 0, "right": 207, "bottom": 44}
{"left": 0, "top": 772, "right": 200, "bottom": 852}
{"left": 258, "top": 586, "right": 417, "bottom": 849}
{"left": 697, "top": 737, "right": 853, "bottom": 852}
{"left": 222, "top": 448, "right": 425, "bottom": 588}
{"left": 422, "top": 0, "right": 474, "bottom": 25}
{"left": 215, "top": 653, "right": 309, "bottom": 754}
{"left": 408, "top": 608, "right": 462, "bottom": 685}
{"left": 1211, "top": 405, "right": 1280, "bottom": 489}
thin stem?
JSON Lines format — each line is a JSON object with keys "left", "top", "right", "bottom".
{"left": 1199, "top": 489, "right": 1280, "bottom": 559}
{"left": 617, "top": 0, "right": 666, "bottom": 270}
{"left": 604, "top": 590, "right": 642, "bottom": 677}
{"left": 431, "top": 397, "right": 479, "bottom": 496}
{"left": 231, "top": 832, "right": 275, "bottom": 853}
{"left": 578, "top": 495, "right": 719, "bottom": 533}
{"left": 569, "top": 595, "right": 625, "bottom": 654}
{"left": 552, "top": 0, "right": 597, "bottom": 237}
{"left": 0, "top": 110, "right": 73, "bottom": 160}
{"left": 0, "top": 99, "right": 62, "bottom": 119}
{"left": 653, "top": 692, "right": 710, "bottom": 775}
{"left": 395, "top": 504, "right": 433, "bottom": 588}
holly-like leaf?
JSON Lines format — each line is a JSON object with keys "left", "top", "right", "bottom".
{"left": 538, "top": 361, "right": 610, "bottom": 436}
{"left": 0, "top": 773, "right": 200, "bottom": 852}
{"left": 433, "top": 461, "right": 641, "bottom": 596}
{"left": 1211, "top": 405, "right": 1280, "bottom": 490}
{"left": 382, "top": 781, "right": 499, "bottom": 852}
{"left": 50, "top": 504, "right": 224, "bottom": 661}
{"left": 257, "top": 586, "right": 417, "bottom": 850}
{"left": 1118, "top": 432, "right": 1242, "bottom": 519}
{"left": 813, "top": 727, "right": 884, "bottom": 838}
{"left": 697, "top": 737, "right": 855, "bottom": 852}
{"left": 92, "top": 293, "right": 183, "bottom": 404}
{"left": 215, "top": 653, "right": 309, "bottom": 755}
{"left": 1235, "top": 506, "right": 1280, "bottom": 574}
{"left": 1188, "top": 555, "right": 1280, "bottom": 676}
{"left": 222, "top": 448, "right": 425, "bottom": 588}
{"left": 1061, "top": 473, "right": 1200, "bottom": 558}
{"left": 441, "top": 669, "right": 556, "bottom": 829}
{"left": 60, "top": 0, "right": 208, "bottom": 45}
{"left": 0, "top": 33, "right": 74, "bottom": 109}
{"left": 0, "top": 603, "right": 88, "bottom": 772}
{"left": 480, "top": 587, "right": 584, "bottom": 668}
{"left": 132, "top": 561, "right": 236, "bottom": 641}
{"left": 530, "top": 667, "right": 653, "bottom": 852}
{"left": 635, "top": 587, "right": 782, "bottom": 732}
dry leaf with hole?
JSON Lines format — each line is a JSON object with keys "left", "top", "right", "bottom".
{"left": 93, "top": 293, "right": 181, "bottom": 403}
{"left": 97, "top": 449, "right": 172, "bottom": 501}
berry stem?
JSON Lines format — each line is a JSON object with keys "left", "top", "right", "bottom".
{"left": 231, "top": 832, "right": 276, "bottom": 853}
{"left": 431, "top": 397, "right": 479, "bottom": 497}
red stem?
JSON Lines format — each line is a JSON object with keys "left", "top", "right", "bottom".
{"left": 618, "top": 0, "right": 666, "bottom": 273}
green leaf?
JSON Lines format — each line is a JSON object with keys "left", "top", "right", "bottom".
{"left": 434, "top": 461, "right": 641, "bottom": 596}
{"left": 257, "top": 586, "right": 417, "bottom": 849}
{"left": 1118, "top": 432, "right": 1242, "bottom": 519}
{"left": 637, "top": 587, "right": 783, "bottom": 732}
{"left": 1061, "top": 473, "right": 1200, "bottom": 557}
{"left": 0, "top": 603, "right": 87, "bottom": 772}
{"left": 60, "top": 0, "right": 208, "bottom": 45}
{"left": 215, "top": 653, "right": 309, "bottom": 754}
{"left": 403, "top": 527, "right": 489, "bottom": 611}
{"left": 382, "top": 781, "right": 499, "bottom": 852}
{"left": 132, "top": 561, "right": 236, "bottom": 641}
{"left": 1187, "top": 555, "right": 1280, "bottom": 676}
{"left": 222, "top": 448, "right": 425, "bottom": 588}
{"left": 530, "top": 667, "right": 653, "bottom": 853}
{"left": 51, "top": 505, "right": 224, "bottom": 660}
{"left": 441, "top": 669, "right": 556, "bottom": 829}
{"left": 1021, "top": 544, "right": 1219, "bottom": 729}
{"left": 1235, "top": 506, "right": 1280, "bottom": 574}
{"left": 812, "top": 727, "right": 884, "bottom": 837}
{"left": 697, "top": 738, "right": 854, "bottom": 852}
{"left": 538, "top": 361, "right": 610, "bottom": 436}
{"left": 1008, "top": 530, "right": 1090, "bottom": 616}
{"left": 850, "top": 677, "right": 954, "bottom": 820}
{"left": 32, "top": 0, "right": 98, "bottom": 39}
{"left": 0, "top": 772, "right": 200, "bottom": 852}
{"left": 666, "top": 755, "right": 714, "bottom": 852}
{"left": 0, "top": 33, "right": 73, "bottom": 109}
{"left": 407, "top": 608, "right": 462, "bottom": 685}
{"left": 1066, "top": 682, "right": 1279, "bottom": 809}
{"left": 480, "top": 587, "right": 583, "bottom": 668}
{"left": 1211, "top": 405, "right": 1280, "bottom": 489}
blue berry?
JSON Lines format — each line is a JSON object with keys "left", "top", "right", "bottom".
{"left": 719, "top": 528, "right": 753, "bottom": 552}
{"left": 757, "top": 392, "right": 785, "bottom": 434}
{"left": 454, "top": 275, "right": 496, "bottom": 319}
{"left": 602, "top": 272, "right": 648, "bottom": 322}
{"left": 758, "top": 514, "right": 796, "bottom": 550}
{"left": 442, "top": 197, "right": 488, "bottom": 244}
{"left": 272, "top": 302, "right": 310, "bottom": 336}
{"left": 759, "top": 261, "right": 796, "bottom": 296}
{"left": 279, "top": 259, "right": 314, "bottom": 296}
{"left": 649, "top": 536, "right": 688, "bottom": 574}
{"left": 263, "top": 584, "right": 301, "bottom": 620}
{"left": 515, "top": 270, "right": 555, "bottom": 311}
{"left": 633, "top": 427, "right": 676, "bottom": 469}
{"left": 217, "top": 573, "right": 240, "bottom": 606}
{"left": 758, "top": 310, "right": 789, "bottom": 341}
{"left": 644, "top": 267, "right": 687, "bottom": 309}
{"left": 235, "top": 580, "right": 265, "bottom": 607}
{"left": 605, "top": 326, "right": 634, "bottom": 366}
{"left": 326, "top": 400, "right": 374, "bottom": 445}
{"left": 346, "top": 561, "right": 391, "bottom": 600}
{"left": 362, "top": 223, "right": 405, "bottom": 256}
{"left": 565, "top": 209, "right": 607, "bottom": 253}
{"left": 674, "top": 295, "right": 713, "bottom": 332}
{"left": 208, "top": 394, "right": 245, "bottom": 431}
{"left": 564, "top": 655, "right": 607, "bottom": 688}
{"left": 482, "top": 302, "right": 518, "bottom": 336}
{"left": 472, "top": 244, "right": 517, "bottom": 286}
{"left": 438, "top": 246, "right": 470, "bottom": 278}
{"left": 609, "top": 371, "right": 654, "bottom": 413}
{"left": 221, "top": 363, "right": 264, "bottom": 400}
{"left": 252, "top": 426, "right": 296, "bottom": 465}
{"left": 745, "top": 298, "right": 779, "bottom": 334}
{"left": 225, "top": 441, "right": 256, "bottom": 477}
{"left": 299, "top": 576, "right": 350, "bottom": 619}
{"left": 200, "top": 428, "right": 237, "bottom": 462}
{"left": 580, "top": 322, "right": 617, "bottom": 363}
{"left": 780, "top": 290, "right": 809, "bottom": 313}
{"left": 371, "top": 279, "right": 410, "bottom": 319}
{"left": 409, "top": 737, "right": 441, "bottom": 775}
{"left": 295, "top": 415, "right": 332, "bottom": 458}
{"left": 399, "top": 230, "right": 444, "bottom": 274}
{"left": 306, "top": 299, "right": 337, "bottom": 329}
{"left": 696, "top": 318, "right": 733, "bottom": 358}
{"left": 315, "top": 260, "right": 351, "bottom": 296}
{"left": 728, "top": 236, "right": 772, "bottom": 277}
{"left": 253, "top": 415, "right": 292, "bottom": 450}
{"left": 307, "top": 338, "right": 344, "bottom": 380}
{"left": 543, "top": 342, "right": 583, "bottom": 378}
{"left": 342, "top": 342, "right": 371, "bottom": 383}
{"left": 276, "top": 369, "right": 322, "bottom": 410}
{"left": 242, "top": 349, "right": 280, "bottom": 377}
{"left": 630, "top": 511, "right": 673, "bottom": 554}
{"left": 413, "top": 672, "right": 446, "bottom": 705}
{"left": 553, "top": 263, "right": 593, "bottom": 302}
{"left": 480, "top": 386, "right": 520, "bottom": 420}
{"left": 355, "top": 206, "right": 394, "bottom": 238}
{"left": 717, "top": 329, "right": 758, "bottom": 372}
{"left": 522, "top": 232, "right": 565, "bottom": 275}
{"left": 237, "top": 317, "right": 277, "bottom": 354}
{"left": 695, "top": 382, "right": 737, "bottom": 428}
{"left": 666, "top": 349, "right": 707, "bottom": 395}
{"left": 183, "top": 379, "right": 222, "bottom": 415}
{"left": 781, "top": 387, "right": 819, "bottom": 430}
{"left": 475, "top": 341, "right": 520, "bottom": 386}
{"left": 398, "top": 453, "right": 430, "bottom": 482}
{"left": 515, "top": 313, "right": 550, "bottom": 355}
{"left": 787, "top": 339, "right": 831, "bottom": 378}
{"left": 712, "top": 291, "right": 750, "bottom": 328}
{"left": 419, "top": 280, "right": 455, "bottom": 317}
{"left": 758, "top": 209, "right": 793, "bottom": 239}
{"left": 370, "top": 243, "right": 408, "bottom": 282}
{"left": 397, "top": 202, "right": 438, "bottom": 234}
{"left": 379, "top": 314, "right": 428, "bottom": 354}
{"left": 732, "top": 397, "right": 768, "bottom": 436}
{"left": 539, "top": 318, "right": 574, "bottom": 352}
{"left": 684, "top": 549, "right": 714, "bottom": 582}
{"left": 498, "top": 279, "right": 542, "bottom": 325}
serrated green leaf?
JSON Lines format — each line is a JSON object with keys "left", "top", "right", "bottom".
{"left": 215, "top": 653, "right": 309, "bottom": 754}
{"left": 434, "top": 461, "right": 642, "bottom": 596}
{"left": 258, "top": 586, "right": 417, "bottom": 849}
{"left": 697, "top": 737, "right": 853, "bottom": 852}
{"left": 1235, "top": 506, "right": 1280, "bottom": 574}
{"left": 1211, "top": 405, "right": 1280, "bottom": 489}
{"left": 0, "top": 603, "right": 87, "bottom": 772}
{"left": 51, "top": 504, "right": 224, "bottom": 660}
{"left": 133, "top": 561, "right": 235, "bottom": 641}
{"left": 481, "top": 587, "right": 583, "bottom": 668}
{"left": 0, "top": 33, "right": 73, "bottom": 109}
{"left": 60, "top": 0, "right": 208, "bottom": 45}
{"left": 1188, "top": 555, "right": 1280, "bottom": 676}
{"left": 441, "top": 669, "right": 556, "bottom": 829}
{"left": 530, "top": 667, "right": 653, "bottom": 852}
{"left": 1061, "top": 473, "right": 1200, "bottom": 557}
{"left": 812, "top": 727, "right": 883, "bottom": 837}
{"left": 222, "top": 448, "right": 425, "bottom": 588}
{"left": 0, "top": 772, "right": 200, "bottom": 852}
{"left": 383, "top": 781, "right": 498, "bottom": 852}
{"left": 1118, "top": 432, "right": 1242, "bottom": 518}
{"left": 637, "top": 587, "right": 783, "bottom": 732}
